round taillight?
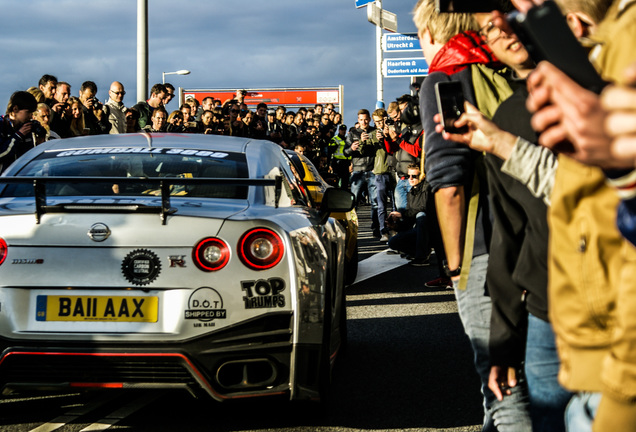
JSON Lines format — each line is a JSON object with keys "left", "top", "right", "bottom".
{"left": 0, "top": 238, "right": 6, "bottom": 266}
{"left": 193, "top": 237, "right": 230, "bottom": 272}
{"left": 238, "top": 228, "right": 284, "bottom": 270}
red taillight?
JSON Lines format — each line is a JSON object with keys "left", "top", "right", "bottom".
{"left": 0, "top": 238, "right": 6, "bottom": 266}
{"left": 193, "top": 237, "right": 230, "bottom": 272}
{"left": 238, "top": 228, "right": 284, "bottom": 270}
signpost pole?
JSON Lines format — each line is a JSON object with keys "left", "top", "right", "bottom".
{"left": 376, "top": 0, "right": 383, "bottom": 108}
{"left": 137, "top": 0, "right": 148, "bottom": 103}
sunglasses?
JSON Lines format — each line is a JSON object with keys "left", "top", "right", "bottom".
{"left": 110, "top": 90, "right": 126, "bottom": 96}
{"left": 408, "top": 174, "right": 419, "bottom": 179}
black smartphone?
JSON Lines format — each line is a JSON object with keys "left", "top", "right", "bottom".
{"left": 435, "top": 81, "right": 468, "bottom": 134}
{"left": 435, "top": 0, "right": 505, "bottom": 13}
{"left": 507, "top": 2, "right": 606, "bottom": 94}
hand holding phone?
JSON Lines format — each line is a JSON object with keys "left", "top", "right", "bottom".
{"left": 435, "top": 81, "right": 468, "bottom": 134}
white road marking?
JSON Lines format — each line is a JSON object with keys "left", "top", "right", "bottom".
{"left": 353, "top": 249, "right": 407, "bottom": 284}
{"left": 28, "top": 393, "right": 120, "bottom": 432}
{"left": 79, "top": 392, "right": 163, "bottom": 431}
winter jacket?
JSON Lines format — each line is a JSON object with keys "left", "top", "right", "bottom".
{"left": 0, "top": 116, "right": 35, "bottom": 174}
{"left": 421, "top": 31, "right": 500, "bottom": 260}
{"left": 344, "top": 126, "right": 376, "bottom": 172}
{"left": 105, "top": 99, "right": 127, "bottom": 134}
{"left": 384, "top": 123, "right": 423, "bottom": 177}
{"left": 546, "top": 2, "right": 636, "bottom": 429}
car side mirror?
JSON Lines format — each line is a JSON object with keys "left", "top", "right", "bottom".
{"left": 320, "top": 188, "right": 355, "bottom": 214}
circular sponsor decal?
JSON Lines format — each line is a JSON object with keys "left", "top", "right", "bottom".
{"left": 121, "top": 249, "right": 161, "bottom": 286}
{"left": 185, "top": 287, "right": 226, "bottom": 322}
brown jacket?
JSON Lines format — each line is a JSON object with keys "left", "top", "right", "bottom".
{"left": 547, "top": 1, "right": 636, "bottom": 430}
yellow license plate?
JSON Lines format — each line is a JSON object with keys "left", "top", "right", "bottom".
{"left": 36, "top": 295, "right": 158, "bottom": 322}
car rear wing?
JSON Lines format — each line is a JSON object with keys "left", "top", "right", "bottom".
{"left": 0, "top": 176, "right": 283, "bottom": 225}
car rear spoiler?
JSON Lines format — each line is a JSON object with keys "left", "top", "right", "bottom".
{"left": 0, "top": 176, "right": 283, "bottom": 225}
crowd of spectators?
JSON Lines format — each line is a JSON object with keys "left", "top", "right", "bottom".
{"left": 0, "top": 79, "right": 347, "bottom": 175}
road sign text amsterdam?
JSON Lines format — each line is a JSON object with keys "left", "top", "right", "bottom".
{"left": 382, "top": 33, "right": 421, "bottom": 52}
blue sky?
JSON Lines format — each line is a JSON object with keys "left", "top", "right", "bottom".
{"left": 1, "top": 0, "right": 421, "bottom": 128}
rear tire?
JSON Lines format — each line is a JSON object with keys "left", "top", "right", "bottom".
{"left": 338, "top": 286, "right": 348, "bottom": 355}
{"left": 344, "top": 244, "right": 359, "bottom": 286}
{"left": 318, "top": 282, "right": 333, "bottom": 405}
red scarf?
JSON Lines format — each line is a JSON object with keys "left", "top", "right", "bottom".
{"left": 428, "top": 31, "right": 501, "bottom": 75}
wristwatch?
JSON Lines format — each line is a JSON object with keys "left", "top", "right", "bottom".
{"left": 444, "top": 264, "right": 462, "bottom": 278}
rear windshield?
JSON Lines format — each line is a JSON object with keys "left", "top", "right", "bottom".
{"left": 2, "top": 147, "right": 249, "bottom": 199}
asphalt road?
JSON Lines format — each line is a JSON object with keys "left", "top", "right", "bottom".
{"left": 0, "top": 205, "right": 482, "bottom": 432}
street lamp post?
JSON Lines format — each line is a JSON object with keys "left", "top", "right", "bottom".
{"left": 162, "top": 70, "right": 191, "bottom": 84}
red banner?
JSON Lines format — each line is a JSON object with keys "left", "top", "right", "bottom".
{"left": 182, "top": 88, "right": 341, "bottom": 109}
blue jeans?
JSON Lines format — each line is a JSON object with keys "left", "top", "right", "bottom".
{"left": 394, "top": 177, "right": 411, "bottom": 212}
{"left": 375, "top": 173, "right": 393, "bottom": 234}
{"left": 565, "top": 392, "right": 600, "bottom": 432}
{"left": 350, "top": 171, "right": 377, "bottom": 210}
{"left": 525, "top": 314, "right": 573, "bottom": 432}
{"left": 350, "top": 170, "right": 378, "bottom": 231}
{"left": 453, "top": 254, "right": 532, "bottom": 432}
{"left": 387, "top": 211, "right": 429, "bottom": 258}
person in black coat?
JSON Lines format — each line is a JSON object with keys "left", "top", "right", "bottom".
{"left": 387, "top": 164, "right": 430, "bottom": 265}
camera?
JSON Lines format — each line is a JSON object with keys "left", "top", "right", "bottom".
{"left": 385, "top": 118, "right": 398, "bottom": 132}
{"left": 90, "top": 97, "right": 102, "bottom": 109}
{"left": 397, "top": 94, "right": 421, "bottom": 126}
{"left": 31, "top": 120, "right": 47, "bottom": 138}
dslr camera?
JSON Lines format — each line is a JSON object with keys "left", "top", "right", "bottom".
{"left": 385, "top": 117, "right": 397, "bottom": 132}
{"left": 31, "top": 120, "right": 47, "bottom": 139}
{"left": 90, "top": 97, "right": 102, "bottom": 110}
{"left": 396, "top": 94, "right": 420, "bottom": 126}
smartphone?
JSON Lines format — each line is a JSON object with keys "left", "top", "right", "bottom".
{"left": 507, "top": 2, "right": 606, "bottom": 94}
{"left": 435, "top": 81, "right": 468, "bottom": 134}
{"left": 435, "top": 0, "right": 506, "bottom": 13}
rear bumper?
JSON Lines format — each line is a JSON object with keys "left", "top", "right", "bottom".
{"left": 0, "top": 312, "right": 322, "bottom": 402}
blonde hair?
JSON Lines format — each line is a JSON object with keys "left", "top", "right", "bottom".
{"left": 412, "top": 0, "right": 478, "bottom": 44}
{"left": 554, "top": 0, "right": 612, "bottom": 25}
{"left": 387, "top": 101, "right": 399, "bottom": 115}
{"left": 167, "top": 110, "right": 183, "bottom": 123}
{"left": 26, "top": 87, "right": 45, "bottom": 104}
{"left": 68, "top": 96, "right": 87, "bottom": 136}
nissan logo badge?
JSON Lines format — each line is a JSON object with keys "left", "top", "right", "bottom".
{"left": 88, "top": 223, "right": 111, "bottom": 242}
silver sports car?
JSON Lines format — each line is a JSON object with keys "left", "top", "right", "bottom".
{"left": 0, "top": 133, "right": 354, "bottom": 403}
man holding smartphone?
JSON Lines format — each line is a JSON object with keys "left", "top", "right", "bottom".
{"left": 344, "top": 109, "right": 380, "bottom": 236}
